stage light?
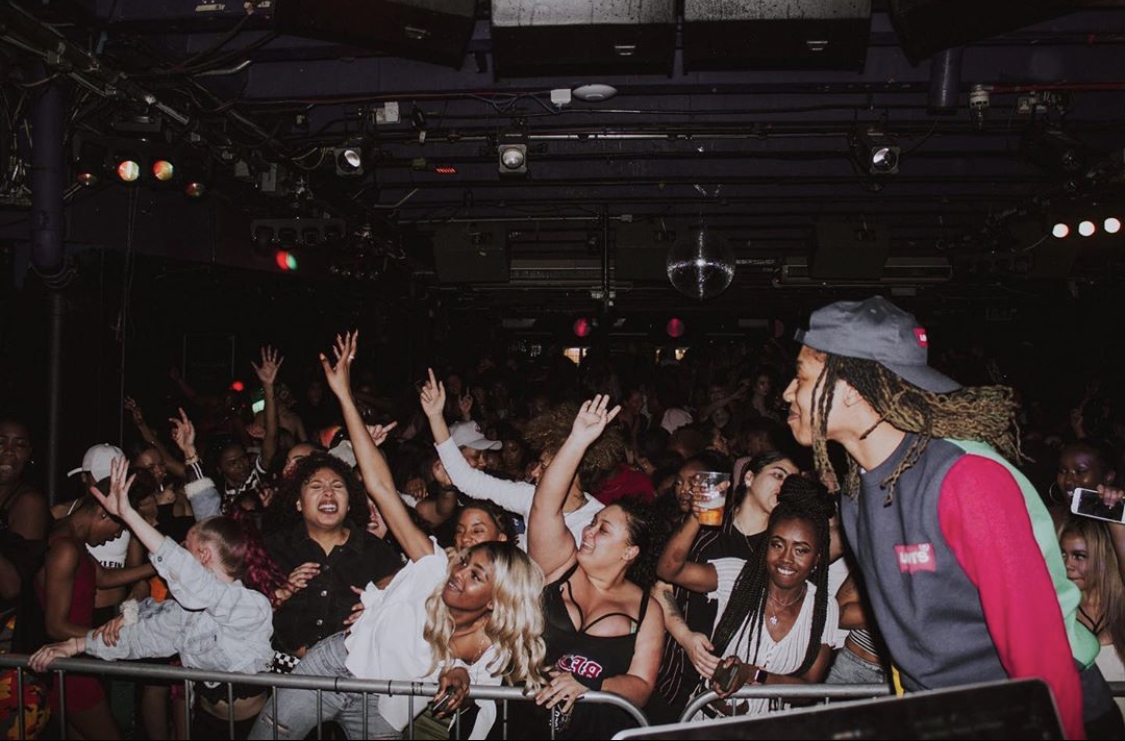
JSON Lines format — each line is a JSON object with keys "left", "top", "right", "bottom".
{"left": 666, "top": 317, "right": 685, "bottom": 339}
{"left": 1105, "top": 217, "right": 1121, "bottom": 235}
{"left": 184, "top": 181, "right": 206, "bottom": 198}
{"left": 116, "top": 158, "right": 141, "bottom": 182}
{"left": 1052, "top": 223, "right": 1070, "bottom": 239}
{"left": 573, "top": 317, "right": 592, "bottom": 338}
{"left": 73, "top": 137, "right": 106, "bottom": 187}
{"left": 152, "top": 159, "right": 175, "bottom": 182}
{"left": 1078, "top": 220, "right": 1096, "bottom": 237}
{"left": 498, "top": 143, "right": 527, "bottom": 175}
{"left": 230, "top": 380, "right": 245, "bottom": 392}
{"left": 334, "top": 146, "right": 364, "bottom": 176}
{"left": 852, "top": 128, "right": 900, "bottom": 176}
{"left": 275, "top": 250, "right": 299, "bottom": 271}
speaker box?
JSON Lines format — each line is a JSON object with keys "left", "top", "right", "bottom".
{"left": 432, "top": 224, "right": 509, "bottom": 284}
{"left": 615, "top": 221, "right": 684, "bottom": 282}
{"left": 683, "top": 0, "right": 871, "bottom": 72}
{"left": 491, "top": 0, "right": 676, "bottom": 77}
{"left": 811, "top": 221, "right": 890, "bottom": 280}
{"left": 273, "top": 0, "right": 475, "bottom": 68}
{"left": 888, "top": 0, "right": 1078, "bottom": 64}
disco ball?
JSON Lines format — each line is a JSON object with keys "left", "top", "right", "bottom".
{"left": 665, "top": 228, "right": 736, "bottom": 300}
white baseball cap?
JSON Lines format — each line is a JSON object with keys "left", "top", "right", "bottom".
{"left": 67, "top": 443, "right": 125, "bottom": 482}
{"left": 449, "top": 421, "right": 502, "bottom": 451}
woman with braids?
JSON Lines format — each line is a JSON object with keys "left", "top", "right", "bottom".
{"left": 251, "top": 332, "right": 547, "bottom": 740}
{"left": 700, "top": 476, "right": 838, "bottom": 717}
{"left": 31, "top": 457, "right": 280, "bottom": 740}
{"left": 1060, "top": 517, "right": 1125, "bottom": 718}
{"left": 509, "top": 394, "right": 665, "bottom": 740}
{"left": 784, "top": 295, "right": 1122, "bottom": 739}
{"left": 648, "top": 450, "right": 798, "bottom": 723}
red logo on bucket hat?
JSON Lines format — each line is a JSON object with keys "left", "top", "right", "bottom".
{"left": 913, "top": 327, "right": 929, "bottom": 348}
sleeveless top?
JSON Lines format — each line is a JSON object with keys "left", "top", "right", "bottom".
{"left": 38, "top": 532, "right": 97, "bottom": 632}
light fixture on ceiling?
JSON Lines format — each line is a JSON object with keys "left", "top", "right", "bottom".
{"left": 852, "top": 128, "right": 900, "bottom": 176}
{"left": 498, "top": 140, "right": 527, "bottom": 175}
{"left": 666, "top": 225, "right": 736, "bottom": 300}
{"left": 334, "top": 145, "right": 364, "bottom": 176}
{"left": 572, "top": 84, "right": 618, "bottom": 102}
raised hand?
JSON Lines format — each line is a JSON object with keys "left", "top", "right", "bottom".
{"left": 419, "top": 368, "right": 447, "bottom": 418}
{"left": 124, "top": 396, "right": 146, "bottom": 428}
{"left": 568, "top": 395, "right": 620, "bottom": 447}
{"left": 366, "top": 421, "right": 398, "bottom": 448}
{"left": 168, "top": 408, "right": 196, "bottom": 456}
{"left": 88, "top": 456, "right": 136, "bottom": 520}
{"left": 251, "top": 345, "right": 285, "bottom": 387}
{"left": 320, "top": 331, "right": 358, "bottom": 400}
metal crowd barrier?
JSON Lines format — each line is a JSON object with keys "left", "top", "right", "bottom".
{"left": 680, "top": 682, "right": 1125, "bottom": 724}
{"left": 681, "top": 683, "right": 894, "bottom": 723}
{"left": 0, "top": 654, "right": 649, "bottom": 740}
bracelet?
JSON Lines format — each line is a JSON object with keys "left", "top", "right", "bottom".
{"left": 752, "top": 667, "right": 769, "bottom": 685}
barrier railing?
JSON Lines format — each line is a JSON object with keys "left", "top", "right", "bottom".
{"left": 680, "top": 683, "right": 892, "bottom": 723}
{"left": 680, "top": 682, "right": 1125, "bottom": 724}
{"left": 0, "top": 654, "right": 648, "bottom": 739}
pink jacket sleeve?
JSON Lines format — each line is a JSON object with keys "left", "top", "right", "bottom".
{"left": 938, "top": 455, "right": 1085, "bottom": 740}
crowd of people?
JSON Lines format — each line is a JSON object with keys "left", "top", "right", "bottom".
{"left": 1, "top": 296, "right": 1123, "bottom": 740}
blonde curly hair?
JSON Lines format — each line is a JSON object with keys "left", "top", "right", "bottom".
{"left": 423, "top": 541, "right": 548, "bottom": 690}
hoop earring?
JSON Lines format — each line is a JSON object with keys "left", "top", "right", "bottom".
{"left": 1048, "top": 482, "right": 1066, "bottom": 506}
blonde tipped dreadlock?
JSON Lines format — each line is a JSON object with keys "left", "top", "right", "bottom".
{"left": 810, "top": 354, "right": 1025, "bottom": 506}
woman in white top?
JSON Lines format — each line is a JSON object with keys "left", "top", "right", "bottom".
{"left": 420, "top": 367, "right": 605, "bottom": 548}
{"left": 250, "top": 332, "right": 547, "bottom": 740}
{"left": 703, "top": 476, "right": 838, "bottom": 717}
{"left": 1059, "top": 516, "right": 1125, "bottom": 718}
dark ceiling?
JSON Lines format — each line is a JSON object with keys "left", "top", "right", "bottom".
{"left": 2, "top": 0, "right": 1125, "bottom": 316}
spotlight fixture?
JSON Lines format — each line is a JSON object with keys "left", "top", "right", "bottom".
{"left": 151, "top": 159, "right": 175, "bottom": 182}
{"left": 1105, "top": 217, "right": 1121, "bottom": 235}
{"left": 1052, "top": 223, "right": 1070, "bottom": 239}
{"left": 72, "top": 135, "right": 107, "bottom": 187}
{"left": 852, "top": 128, "right": 900, "bottom": 176}
{"left": 498, "top": 143, "right": 527, "bottom": 175}
{"left": 1078, "top": 220, "right": 1096, "bottom": 237}
{"left": 334, "top": 145, "right": 364, "bottom": 176}
{"left": 275, "top": 249, "right": 299, "bottom": 272}
{"left": 116, "top": 155, "right": 141, "bottom": 183}
{"left": 184, "top": 181, "right": 207, "bottom": 198}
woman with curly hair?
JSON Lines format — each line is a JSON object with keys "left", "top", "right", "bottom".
{"left": 262, "top": 451, "right": 402, "bottom": 663}
{"left": 251, "top": 332, "right": 547, "bottom": 740}
{"left": 419, "top": 368, "right": 611, "bottom": 548}
{"left": 509, "top": 395, "right": 666, "bottom": 740}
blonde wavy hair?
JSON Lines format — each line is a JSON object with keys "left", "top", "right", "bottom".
{"left": 423, "top": 541, "right": 548, "bottom": 691}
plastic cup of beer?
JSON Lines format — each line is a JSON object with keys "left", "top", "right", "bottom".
{"left": 694, "top": 471, "right": 731, "bottom": 526}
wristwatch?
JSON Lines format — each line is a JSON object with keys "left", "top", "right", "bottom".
{"left": 751, "top": 667, "right": 770, "bottom": 685}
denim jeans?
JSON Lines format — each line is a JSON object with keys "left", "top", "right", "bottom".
{"left": 248, "top": 632, "right": 400, "bottom": 740}
{"left": 825, "top": 646, "right": 887, "bottom": 686}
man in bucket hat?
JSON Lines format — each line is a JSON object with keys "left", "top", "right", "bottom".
{"left": 783, "top": 296, "right": 1121, "bottom": 739}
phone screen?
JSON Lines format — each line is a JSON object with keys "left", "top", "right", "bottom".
{"left": 1071, "top": 487, "right": 1125, "bottom": 524}
{"left": 251, "top": 399, "right": 265, "bottom": 415}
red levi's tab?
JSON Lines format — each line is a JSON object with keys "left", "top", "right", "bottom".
{"left": 895, "top": 543, "right": 937, "bottom": 573}
{"left": 913, "top": 327, "right": 929, "bottom": 348}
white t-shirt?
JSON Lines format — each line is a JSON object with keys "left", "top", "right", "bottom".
{"left": 434, "top": 439, "right": 603, "bottom": 549}
{"left": 344, "top": 539, "right": 499, "bottom": 738}
{"left": 703, "top": 557, "right": 840, "bottom": 717}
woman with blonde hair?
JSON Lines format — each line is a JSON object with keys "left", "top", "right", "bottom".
{"left": 1060, "top": 517, "right": 1125, "bottom": 718}
{"left": 250, "top": 332, "right": 546, "bottom": 740}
